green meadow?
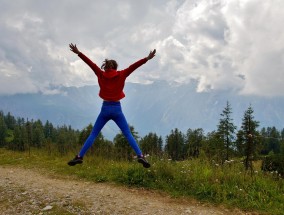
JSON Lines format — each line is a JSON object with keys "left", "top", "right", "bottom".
{"left": 1, "top": 148, "right": 283, "bottom": 215}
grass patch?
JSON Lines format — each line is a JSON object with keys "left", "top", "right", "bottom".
{"left": 0, "top": 148, "right": 283, "bottom": 214}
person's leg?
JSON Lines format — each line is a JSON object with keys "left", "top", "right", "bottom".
{"left": 113, "top": 108, "right": 142, "bottom": 156}
{"left": 78, "top": 112, "right": 109, "bottom": 157}
{"left": 68, "top": 104, "right": 109, "bottom": 166}
{"left": 112, "top": 104, "right": 150, "bottom": 168}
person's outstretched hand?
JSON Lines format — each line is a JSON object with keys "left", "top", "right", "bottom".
{"left": 147, "top": 49, "right": 156, "bottom": 60}
{"left": 69, "top": 43, "right": 80, "bottom": 54}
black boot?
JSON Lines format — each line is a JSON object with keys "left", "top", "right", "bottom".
{"left": 138, "top": 155, "right": 150, "bottom": 168}
{"left": 68, "top": 155, "right": 83, "bottom": 166}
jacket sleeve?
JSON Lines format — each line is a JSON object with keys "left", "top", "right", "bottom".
{"left": 78, "top": 52, "right": 102, "bottom": 76}
{"left": 120, "top": 58, "right": 148, "bottom": 77}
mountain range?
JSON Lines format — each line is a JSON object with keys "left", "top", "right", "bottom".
{"left": 1, "top": 81, "right": 284, "bottom": 140}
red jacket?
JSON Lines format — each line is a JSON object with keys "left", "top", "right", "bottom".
{"left": 78, "top": 52, "right": 148, "bottom": 101}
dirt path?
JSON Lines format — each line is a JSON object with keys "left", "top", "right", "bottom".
{"left": 0, "top": 166, "right": 259, "bottom": 215}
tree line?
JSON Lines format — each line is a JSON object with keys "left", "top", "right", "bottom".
{"left": 0, "top": 102, "right": 283, "bottom": 174}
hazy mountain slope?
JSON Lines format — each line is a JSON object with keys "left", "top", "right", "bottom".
{"left": 1, "top": 81, "right": 283, "bottom": 140}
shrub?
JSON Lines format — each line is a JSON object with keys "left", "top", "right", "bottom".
{"left": 262, "top": 154, "right": 284, "bottom": 177}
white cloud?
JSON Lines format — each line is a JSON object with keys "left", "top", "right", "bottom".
{"left": 152, "top": 0, "right": 284, "bottom": 96}
{"left": 0, "top": 0, "right": 284, "bottom": 97}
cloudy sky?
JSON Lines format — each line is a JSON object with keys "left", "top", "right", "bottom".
{"left": 1, "top": 0, "right": 284, "bottom": 97}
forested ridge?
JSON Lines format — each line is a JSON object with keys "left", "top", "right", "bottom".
{"left": 1, "top": 101, "right": 283, "bottom": 175}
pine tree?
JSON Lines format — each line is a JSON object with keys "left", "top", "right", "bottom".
{"left": 237, "top": 105, "right": 259, "bottom": 170}
{"left": 165, "top": 128, "right": 185, "bottom": 161}
{"left": 217, "top": 101, "right": 236, "bottom": 162}
{"left": 26, "top": 119, "right": 33, "bottom": 155}
{"left": 10, "top": 125, "right": 27, "bottom": 151}
{"left": 185, "top": 128, "right": 204, "bottom": 158}
{"left": 266, "top": 127, "right": 281, "bottom": 153}
{"left": 32, "top": 120, "right": 45, "bottom": 148}
{"left": 0, "top": 111, "right": 7, "bottom": 147}
{"left": 203, "top": 131, "right": 223, "bottom": 162}
{"left": 139, "top": 132, "right": 163, "bottom": 156}
{"left": 4, "top": 112, "right": 16, "bottom": 130}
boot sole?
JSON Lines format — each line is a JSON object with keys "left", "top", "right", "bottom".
{"left": 68, "top": 160, "right": 83, "bottom": 166}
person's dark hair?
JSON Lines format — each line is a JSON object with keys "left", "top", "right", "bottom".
{"left": 101, "top": 59, "right": 118, "bottom": 70}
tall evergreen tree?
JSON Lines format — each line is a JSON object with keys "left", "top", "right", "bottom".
{"left": 203, "top": 131, "right": 223, "bottom": 161}
{"left": 26, "top": 119, "right": 33, "bottom": 155}
{"left": 217, "top": 101, "right": 236, "bottom": 161}
{"left": 185, "top": 128, "right": 204, "bottom": 158}
{"left": 44, "top": 120, "right": 55, "bottom": 141}
{"left": 165, "top": 128, "right": 185, "bottom": 161}
{"left": 32, "top": 120, "right": 45, "bottom": 148}
{"left": 236, "top": 105, "right": 259, "bottom": 170}
{"left": 281, "top": 128, "right": 284, "bottom": 139}
{"left": 10, "top": 125, "right": 27, "bottom": 151}
{"left": 0, "top": 111, "right": 7, "bottom": 147}
{"left": 259, "top": 127, "right": 281, "bottom": 155}
{"left": 4, "top": 112, "right": 16, "bottom": 130}
{"left": 266, "top": 127, "right": 281, "bottom": 154}
{"left": 139, "top": 132, "right": 163, "bottom": 156}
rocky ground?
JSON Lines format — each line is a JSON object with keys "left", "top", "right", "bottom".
{"left": 0, "top": 166, "right": 260, "bottom": 215}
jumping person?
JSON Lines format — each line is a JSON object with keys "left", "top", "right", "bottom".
{"left": 68, "top": 43, "right": 156, "bottom": 168}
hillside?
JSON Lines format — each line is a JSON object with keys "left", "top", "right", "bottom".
{"left": 1, "top": 81, "right": 284, "bottom": 140}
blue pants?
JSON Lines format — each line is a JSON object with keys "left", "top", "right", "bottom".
{"left": 79, "top": 101, "right": 142, "bottom": 157}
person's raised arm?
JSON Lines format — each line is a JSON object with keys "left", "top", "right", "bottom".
{"left": 121, "top": 49, "right": 157, "bottom": 77}
{"left": 69, "top": 43, "right": 101, "bottom": 76}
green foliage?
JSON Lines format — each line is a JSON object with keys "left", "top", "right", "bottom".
{"left": 165, "top": 128, "right": 185, "bottom": 161}
{"left": 217, "top": 101, "right": 237, "bottom": 162}
{"left": 139, "top": 132, "right": 163, "bottom": 156}
{"left": 259, "top": 127, "right": 282, "bottom": 155}
{"left": 203, "top": 131, "right": 222, "bottom": 162}
{"left": 184, "top": 128, "right": 204, "bottom": 158}
{"left": 0, "top": 112, "right": 7, "bottom": 147}
{"left": 262, "top": 154, "right": 284, "bottom": 177}
{"left": 4, "top": 112, "right": 16, "bottom": 130}
{"left": 236, "top": 105, "right": 260, "bottom": 170}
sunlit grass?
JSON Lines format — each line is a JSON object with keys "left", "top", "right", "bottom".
{"left": 0, "top": 148, "right": 283, "bottom": 214}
